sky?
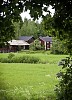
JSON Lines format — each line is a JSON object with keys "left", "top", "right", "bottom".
{"left": 20, "top": 5, "right": 55, "bottom": 23}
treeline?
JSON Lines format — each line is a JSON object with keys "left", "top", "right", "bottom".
{"left": 13, "top": 15, "right": 55, "bottom": 39}
{"left": 13, "top": 18, "right": 44, "bottom": 39}
{"left": 12, "top": 15, "right": 68, "bottom": 54}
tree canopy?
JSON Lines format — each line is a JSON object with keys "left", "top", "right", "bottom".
{"left": 0, "top": 0, "right": 72, "bottom": 52}
{"left": 0, "top": 1, "right": 72, "bottom": 100}
{"left": 0, "top": 0, "right": 72, "bottom": 28}
{"left": 13, "top": 18, "right": 46, "bottom": 39}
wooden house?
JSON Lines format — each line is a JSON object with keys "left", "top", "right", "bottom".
{"left": 19, "top": 36, "right": 35, "bottom": 44}
{"left": 0, "top": 40, "right": 30, "bottom": 53}
{"left": 39, "top": 36, "right": 52, "bottom": 50}
{"left": 8, "top": 40, "right": 30, "bottom": 52}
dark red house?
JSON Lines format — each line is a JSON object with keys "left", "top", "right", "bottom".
{"left": 39, "top": 36, "right": 52, "bottom": 50}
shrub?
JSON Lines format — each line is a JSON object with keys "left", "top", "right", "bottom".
{"left": 11, "top": 57, "right": 21, "bottom": 63}
{"left": 30, "top": 39, "right": 44, "bottom": 50}
{"left": 8, "top": 53, "right": 15, "bottom": 59}
{"left": 55, "top": 57, "right": 72, "bottom": 100}
{"left": 0, "top": 56, "right": 40, "bottom": 64}
{"left": 29, "top": 56, "right": 40, "bottom": 63}
{"left": 19, "top": 56, "right": 40, "bottom": 63}
{"left": 0, "top": 58, "right": 11, "bottom": 63}
{"left": 51, "top": 38, "right": 68, "bottom": 54}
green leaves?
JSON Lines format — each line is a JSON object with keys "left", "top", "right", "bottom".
{"left": 0, "top": 0, "right": 72, "bottom": 55}
{"left": 0, "top": 0, "right": 24, "bottom": 39}
{"left": 56, "top": 56, "right": 72, "bottom": 100}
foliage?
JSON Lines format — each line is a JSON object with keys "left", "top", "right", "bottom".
{"left": 0, "top": 1, "right": 72, "bottom": 100}
{"left": 51, "top": 38, "right": 67, "bottom": 54}
{"left": 41, "top": 14, "right": 56, "bottom": 37}
{"left": 0, "top": 52, "right": 67, "bottom": 64}
{"left": 53, "top": 1, "right": 72, "bottom": 54}
{"left": 0, "top": 55, "right": 40, "bottom": 64}
{"left": 0, "top": 58, "right": 10, "bottom": 63}
{"left": 0, "top": 1, "right": 72, "bottom": 51}
{"left": 13, "top": 18, "right": 47, "bottom": 39}
{"left": 0, "top": 0, "right": 23, "bottom": 45}
{"left": 8, "top": 53, "right": 15, "bottom": 59}
{"left": 1, "top": 0, "right": 72, "bottom": 54}
{"left": 55, "top": 57, "right": 72, "bottom": 100}
{"left": 13, "top": 21, "right": 23, "bottom": 39}
{"left": 30, "top": 39, "right": 44, "bottom": 50}
{"left": 20, "top": 19, "right": 39, "bottom": 38}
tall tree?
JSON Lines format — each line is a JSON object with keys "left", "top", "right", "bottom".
{"left": 0, "top": 1, "right": 72, "bottom": 99}
{"left": 0, "top": 0, "right": 24, "bottom": 46}
{"left": 0, "top": 1, "right": 72, "bottom": 47}
{"left": 13, "top": 18, "right": 46, "bottom": 39}
{"left": 13, "top": 20, "right": 23, "bottom": 39}
{"left": 20, "top": 18, "right": 38, "bottom": 37}
{"left": 41, "top": 14, "right": 56, "bottom": 36}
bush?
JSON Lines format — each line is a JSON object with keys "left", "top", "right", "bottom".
{"left": 51, "top": 38, "right": 68, "bottom": 54}
{"left": 11, "top": 57, "right": 21, "bottom": 63}
{"left": 8, "top": 53, "right": 15, "bottom": 59}
{"left": 29, "top": 56, "right": 40, "bottom": 63}
{"left": 19, "top": 56, "right": 40, "bottom": 63}
{"left": 30, "top": 39, "right": 44, "bottom": 50}
{"left": 0, "top": 56, "right": 40, "bottom": 64}
{"left": 55, "top": 57, "right": 72, "bottom": 100}
{"left": 0, "top": 58, "right": 11, "bottom": 63}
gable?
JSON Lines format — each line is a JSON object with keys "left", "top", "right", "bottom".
{"left": 19, "top": 36, "right": 34, "bottom": 41}
{"left": 39, "top": 36, "right": 52, "bottom": 42}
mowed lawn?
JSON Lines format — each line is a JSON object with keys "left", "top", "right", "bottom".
{"left": 0, "top": 52, "right": 68, "bottom": 100}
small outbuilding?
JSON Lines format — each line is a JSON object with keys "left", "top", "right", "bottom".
{"left": 8, "top": 40, "right": 30, "bottom": 52}
{"left": 0, "top": 40, "right": 30, "bottom": 53}
{"left": 39, "top": 36, "right": 52, "bottom": 50}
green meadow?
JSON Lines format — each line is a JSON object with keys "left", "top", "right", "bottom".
{"left": 0, "top": 52, "right": 68, "bottom": 100}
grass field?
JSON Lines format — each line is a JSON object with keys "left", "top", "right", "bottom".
{"left": 0, "top": 52, "right": 68, "bottom": 100}
{"left": 0, "top": 51, "right": 68, "bottom": 64}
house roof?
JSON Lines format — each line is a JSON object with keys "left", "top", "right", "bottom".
{"left": 8, "top": 40, "right": 30, "bottom": 46}
{"left": 19, "top": 36, "right": 34, "bottom": 41}
{"left": 39, "top": 36, "right": 52, "bottom": 42}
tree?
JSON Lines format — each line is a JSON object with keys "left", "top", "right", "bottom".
{"left": 53, "top": 1, "right": 72, "bottom": 54}
{"left": 30, "top": 39, "right": 44, "bottom": 50}
{"left": 20, "top": 18, "right": 38, "bottom": 38}
{"left": 51, "top": 37, "right": 67, "bottom": 54}
{"left": 41, "top": 14, "right": 56, "bottom": 37}
{"left": 56, "top": 57, "right": 72, "bottom": 100}
{"left": 13, "top": 20, "right": 23, "bottom": 39}
{"left": 0, "top": 1, "right": 72, "bottom": 48}
{"left": 13, "top": 18, "right": 45, "bottom": 39}
{"left": 0, "top": 0, "right": 72, "bottom": 99}
{"left": 0, "top": 0, "right": 23, "bottom": 46}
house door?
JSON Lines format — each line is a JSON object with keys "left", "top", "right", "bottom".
{"left": 46, "top": 42, "right": 50, "bottom": 50}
